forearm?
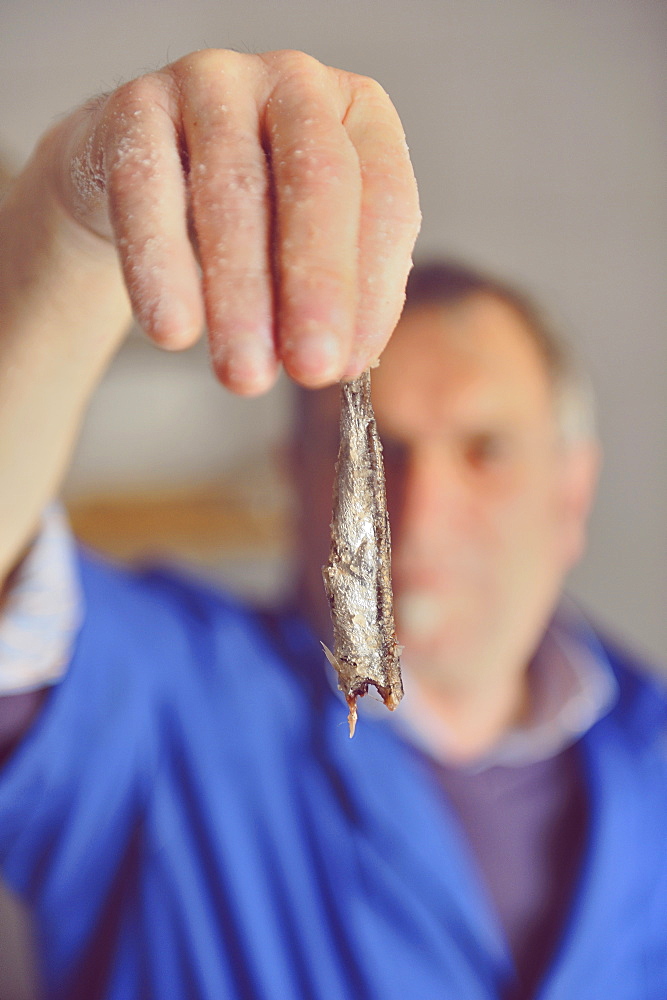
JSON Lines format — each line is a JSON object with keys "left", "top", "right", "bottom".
{"left": 0, "top": 126, "right": 132, "bottom": 581}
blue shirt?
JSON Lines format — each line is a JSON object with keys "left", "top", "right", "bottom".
{"left": 1, "top": 548, "right": 666, "bottom": 999}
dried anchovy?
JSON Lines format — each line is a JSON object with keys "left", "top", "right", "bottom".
{"left": 321, "top": 368, "right": 403, "bottom": 737}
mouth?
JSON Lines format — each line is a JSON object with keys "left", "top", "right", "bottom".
{"left": 395, "top": 591, "right": 445, "bottom": 643}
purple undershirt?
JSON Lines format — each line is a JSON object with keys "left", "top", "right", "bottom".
{"left": 0, "top": 689, "right": 46, "bottom": 768}
{"left": 433, "top": 744, "right": 587, "bottom": 998}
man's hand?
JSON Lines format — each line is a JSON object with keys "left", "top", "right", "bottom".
{"left": 0, "top": 48, "right": 419, "bottom": 582}
{"left": 51, "top": 49, "right": 421, "bottom": 395}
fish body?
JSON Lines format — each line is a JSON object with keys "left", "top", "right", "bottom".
{"left": 322, "top": 369, "right": 403, "bottom": 736}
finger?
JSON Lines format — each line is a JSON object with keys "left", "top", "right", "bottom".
{"left": 264, "top": 53, "right": 362, "bottom": 387}
{"left": 178, "top": 53, "right": 278, "bottom": 396}
{"left": 101, "top": 74, "right": 204, "bottom": 349}
{"left": 339, "top": 76, "right": 421, "bottom": 378}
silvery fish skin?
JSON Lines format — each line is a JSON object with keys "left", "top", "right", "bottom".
{"left": 322, "top": 368, "right": 403, "bottom": 737}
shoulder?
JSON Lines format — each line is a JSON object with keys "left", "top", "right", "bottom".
{"left": 592, "top": 625, "right": 667, "bottom": 759}
{"left": 74, "top": 545, "right": 330, "bottom": 737}
{"left": 76, "top": 543, "right": 273, "bottom": 666}
{"left": 601, "top": 631, "right": 667, "bottom": 717}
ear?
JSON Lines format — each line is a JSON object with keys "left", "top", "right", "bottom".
{"left": 558, "top": 439, "right": 602, "bottom": 570}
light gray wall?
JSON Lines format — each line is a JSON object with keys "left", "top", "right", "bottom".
{"left": 1, "top": 0, "right": 665, "bottom": 663}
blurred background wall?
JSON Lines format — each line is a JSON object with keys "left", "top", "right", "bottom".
{"left": 0, "top": 0, "right": 665, "bottom": 663}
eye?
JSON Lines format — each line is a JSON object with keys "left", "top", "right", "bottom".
{"left": 464, "top": 432, "right": 510, "bottom": 469}
{"left": 381, "top": 436, "right": 408, "bottom": 469}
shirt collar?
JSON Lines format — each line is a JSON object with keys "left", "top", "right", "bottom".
{"left": 355, "top": 597, "right": 619, "bottom": 772}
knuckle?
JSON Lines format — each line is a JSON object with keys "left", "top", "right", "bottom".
{"left": 173, "top": 47, "right": 254, "bottom": 74}
{"left": 170, "top": 49, "right": 267, "bottom": 94}
{"left": 266, "top": 50, "right": 332, "bottom": 103}
{"left": 196, "top": 157, "right": 268, "bottom": 204}
{"left": 280, "top": 147, "right": 351, "bottom": 194}
{"left": 349, "top": 72, "right": 390, "bottom": 106}
{"left": 103, "top": 77, "right": 178, "bottom": 182}
{"left": 282, "top": 260, "right": 351, "bottom": 301}
{"left": 205, "top": 263, "right": 266, "bottom": 294}
{"left": 171, "top": 47, "right": 223, "bottom": 76}
{"left": 267, "top": 49, "right": 323, "bottom": 79}
{"left": 105, "top": 151, "right": 157, "bottom": 195}
{"left": 205, "top": 277, "right": 272, "bottom": 336}
{"left": 222, "top": 163, "right": 267, "bottom": 201}
{"left": 107, "top": 149, "right": 159, "bottom": 189}
{"left": 105, "top": 74, "right": 163, "bottom": 121}
{"left": 177, "top": 51, "right": 213, "bottom": 90}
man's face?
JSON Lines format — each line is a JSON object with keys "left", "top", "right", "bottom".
{"left": 293, "top": 294, "right": 598, "bottom": 700}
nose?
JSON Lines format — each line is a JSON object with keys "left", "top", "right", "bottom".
{"left": 387, "top": 441, "right": 472, "bottom": 567}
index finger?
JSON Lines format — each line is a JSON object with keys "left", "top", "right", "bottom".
{"left": 340, "top": 74, "right": 421, "bottom": 378}
{"left": 263, "top": 53, "right": 363, "bottom": 387}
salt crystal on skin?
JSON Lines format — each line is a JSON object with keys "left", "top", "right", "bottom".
{"left": 70, "top": 132, "right": 106, "bottom": 209}
{"left": 121, "top": 231, "right": 176, "bottom": 338}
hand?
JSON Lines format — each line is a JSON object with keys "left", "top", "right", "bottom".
{"left": 51, "top": 49, "right": 421, "bottom": 395}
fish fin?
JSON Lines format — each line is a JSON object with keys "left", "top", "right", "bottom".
{"left": 320, "top": 641, "right": 339, "bottom": 669}
{"left": 321, "top": 643, "right": 359, "bottom": 738}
